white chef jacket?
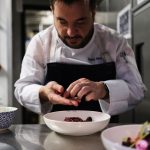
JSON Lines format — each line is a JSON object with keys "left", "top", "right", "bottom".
{"left": 14, "top": 23, "right": 146, "bottom": 115}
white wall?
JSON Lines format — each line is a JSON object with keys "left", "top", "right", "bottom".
{"left": 0, "top": 0, "right": 12, "bottom": 106}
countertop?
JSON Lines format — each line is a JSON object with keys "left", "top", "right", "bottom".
{"left": 0, "top": 124, "right": 117, "bottom": 150}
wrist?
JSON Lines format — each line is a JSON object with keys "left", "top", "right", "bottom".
{"left": 39, "top": 86, "right": 49, "bottom": 103}
{"left": 102, "top": 83, "right": 109, "bottom": 100}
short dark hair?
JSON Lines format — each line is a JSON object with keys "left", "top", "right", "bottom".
{"left": 50, "top": 0, "right": 97, "bottom": 11}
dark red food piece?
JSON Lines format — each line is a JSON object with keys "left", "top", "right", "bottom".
{"left": 122, "top": 137, "right": 134, "bottom": 147}
{"left": 64, "top": 116, "right": 92, "bottom": 122}
{"left": 85, "top": 116, "right": 92, "bottom": 122}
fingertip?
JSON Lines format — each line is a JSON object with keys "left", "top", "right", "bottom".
{"left": 70, "top": 101, "right": 79, "bottom": 106}
{"left": 85, "top": 98, "right": 93, "bottom": 102}
{"left": 59, "top": 86, "right": 65, "bottom": 93}
{"left": 63, "top": 91, "right": 70, "bottom": 98}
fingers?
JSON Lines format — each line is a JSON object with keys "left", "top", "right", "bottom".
{"left": 47, "top": 81, "right": 64, "bottom": 94}
{"left": 85, "top": 92, "right": 95, "bottom": 101}
{"left": 65, "top": 79, "right": 106, "bottom": 101}
{"left": 66, "top": 78, "right": 89, "bottom": 98}
{"left": 45, "top": 80, "right": 105, "bottom": 107}
{"left": 66, "top": 78, "right": 95, "bottom": 100}
{"left": 77, "top": 86, "right": 91, "bottom": 100}
{"left": 46, "top": 81, "right": 80, "bottom": 106}
{"left": 48, "top": 93, "right": 79, "bottom": 106}
{"left": 63, "top": 90, "right": 70, "bottom": 98}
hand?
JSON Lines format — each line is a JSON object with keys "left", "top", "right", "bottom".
{"left": 64, "top": 78, "right": 107, "bottom": 101}
{"left": 39, "top": 81, "right": 79, "bottom": 106}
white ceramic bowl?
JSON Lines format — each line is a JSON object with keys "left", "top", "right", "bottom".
{"left": 43, "top": 110, "right": 110, "bottom": 136}
{"left": 101, "top": 124, "right": 142, "bottom": 150}
{"left": 0, "top": 106, "right": 17, "bottom": 130}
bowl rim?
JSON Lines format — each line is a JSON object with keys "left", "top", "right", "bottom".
{"left": 101, "top": 124, "right": 142, "bottom": 134}
{"left": 43, "top": 110, "right": 111, "bottom": 124}
{"left": 0, "top": 106, "right": 18, "bottom": 113}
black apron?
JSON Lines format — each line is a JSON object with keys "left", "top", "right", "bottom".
{"left": 44, "top": 62, "right": 118, "bottom": 122}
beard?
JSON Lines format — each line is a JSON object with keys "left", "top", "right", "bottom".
{"left": 63, "top": 35, "right": 83, "bottom": 48}
{"left": 59, "top": 27, "right": 94, "bottom": 49}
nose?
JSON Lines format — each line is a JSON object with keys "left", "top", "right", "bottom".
{"left": 66, "top": 26, "right": 77, "bottom": 37}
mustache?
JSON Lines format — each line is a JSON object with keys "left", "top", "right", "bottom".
{"left": 64, "top": 35, "right": 82, "bottom": 40}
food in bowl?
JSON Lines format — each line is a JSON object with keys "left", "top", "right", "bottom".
{"left": 64, "top": 116, "right": 92, "bottom": 122}
{"left": 0, "top": 106, "right": 17, "bottom": 130}
{"left": 122, "top": 122, "right": 150, "bottom": 150}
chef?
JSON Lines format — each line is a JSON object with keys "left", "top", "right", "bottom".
{"left": 14, "top": 0, "right": 146, "bottom": 122}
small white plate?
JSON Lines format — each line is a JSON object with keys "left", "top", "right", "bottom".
{"left": 43, "top": 110, "right": 110, "bottom": 136}
{"left": 101, "top": 124, "right": 142, "bottom": 150}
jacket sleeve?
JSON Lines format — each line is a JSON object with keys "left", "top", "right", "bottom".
{"left": 99, "top": 36, "right": 146, "bottom": 115}
{"left": 14, "top": 34, "right": 52, "bottom": 114}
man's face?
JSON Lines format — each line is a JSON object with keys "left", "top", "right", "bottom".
{"left": 52, "top": 1, "right": 95, "bottom": 48}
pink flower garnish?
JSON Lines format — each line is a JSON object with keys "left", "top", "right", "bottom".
{"left": 136, "top": 140, "right": 148, "bottom": 150}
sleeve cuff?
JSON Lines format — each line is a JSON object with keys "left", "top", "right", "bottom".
{"left": 16, "top": 84, "right": 52, "bottom": 114}
{"left": 23, "top": 84, "right": 42, "bottom": 114}
{"left": 99, "top": 80, "right": 130, "bottom": 115}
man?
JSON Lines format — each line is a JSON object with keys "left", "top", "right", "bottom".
{"left": 14, "top": 0, "right": 145, "bottom": 120}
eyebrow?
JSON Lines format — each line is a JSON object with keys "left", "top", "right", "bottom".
{"left": 56, "top": 17, "right": 87, "bottom": 22}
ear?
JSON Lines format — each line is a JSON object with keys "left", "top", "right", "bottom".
{"left": 50, "top": 6, "right": 54, "bottom": 15}
{"left": 50, "top": 6, "right": 52, "bottom": 11}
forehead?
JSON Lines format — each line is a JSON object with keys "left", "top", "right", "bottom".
{"left": 53, "top": 1, "right": 91, "bottom": 20}
{"left": 52, "top": 0, "right": 89, "bottom": 8}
